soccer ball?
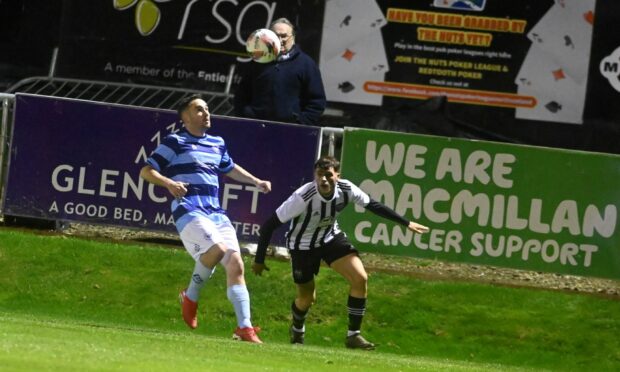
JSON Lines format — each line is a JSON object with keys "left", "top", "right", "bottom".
{"left": 245, "top": 28, "right": 281, "bottom": 63}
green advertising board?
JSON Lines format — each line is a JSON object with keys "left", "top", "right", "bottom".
{"left": 340, "top": 128, "right": 620, "bottom": 279}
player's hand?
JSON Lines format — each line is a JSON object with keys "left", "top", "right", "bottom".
{"left": 256, "top": 180, "right": 272, "bottom": 193}
{"left": 166, "top": 181, "right": 188, "bottom": 199}
{"left": 408, "top": 221, "right": 429, "bottom": 234}
{"left": 252, "top": 262, "right": 270, "bottom": 276}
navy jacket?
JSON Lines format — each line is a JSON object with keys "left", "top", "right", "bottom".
{"left": 234, "top": 46, "right": 326, "bottom": 126}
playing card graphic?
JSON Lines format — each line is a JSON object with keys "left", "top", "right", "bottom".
{"left": 321, "top": 3, "right": 389, "bottom": 107}
{"left": 322, "top": 38, "right": 389, "bottom": 80}
{"left": 515, "top": 91, "right": 583, "bottom": 124}
{"left": 555, "top": 0, "right": 596, "bottom": 23}
{"left": 515, "top": 45, "right": 586, "bottom": 112}
{"left": 323, "top": 71, "right": 387, "bottom": 105}
{"left": 516, "top": 1, "right": 596, "bottom": 124}
{"left": 320, "top": 0, "right": 387, "bottom": 62}
{"left": 527, "top": 3, "right": 595, "bottom": 83}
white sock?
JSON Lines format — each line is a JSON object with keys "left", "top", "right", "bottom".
{"left": 347, "top": 330, "right": 361, "bottom": 337}
{"left": 186, "top": 261, "right": 214, "bottom": 302}
{"left": 227, "top": 284, "right": 252, "bottom": 328}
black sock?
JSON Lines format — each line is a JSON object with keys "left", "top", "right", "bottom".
{"left": 291, "top": 301, "right": 308, "bottom": 330}
{"left": 347, "top": 295, "right": 366, "bottom": 333}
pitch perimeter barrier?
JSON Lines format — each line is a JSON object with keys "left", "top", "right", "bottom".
{"left": 1, "top": 94, "right": 321, "bottom": 245}
{"left": 1, "top": 94, "right": 618, "bottom": 279}
{"left": 339, "top": 128, "right": 620, "bottom": 279}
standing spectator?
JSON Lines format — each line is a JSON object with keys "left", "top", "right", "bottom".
{"left": 234, "top": 17, "right": 326, "bottom": 126}
{"left": 252, "top": 156, "right": 429, "bottom": 349}
{"left": 140, "top": 94, "right": 271, "bottom": 343}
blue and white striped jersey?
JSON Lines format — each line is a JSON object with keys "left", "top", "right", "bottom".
{"left": 146, "top": 128, "right": 234, "bottom": 232}
{"left": 275, "top": 179, "right": 370, "bottom": 250}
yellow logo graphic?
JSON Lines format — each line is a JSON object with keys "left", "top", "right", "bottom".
{"left": 113, "top": 0, "right": 170, "bottom": 36}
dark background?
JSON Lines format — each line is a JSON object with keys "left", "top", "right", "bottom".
{"left": 1, "top": 0, "right": 618, "bottom": 155}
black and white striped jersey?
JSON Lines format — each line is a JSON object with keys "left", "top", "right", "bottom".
{"left": 275, "top": 179, "right": 370, "bottom": 250}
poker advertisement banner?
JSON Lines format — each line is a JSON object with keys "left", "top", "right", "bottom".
{"left": 320, "top": 0, "right": 596, "bottom": 125}
{"left": 3, "top": 94, "right": 320, "bottom": 244}
{"left": 338, "top": 127, "right": 620, "bottom": 279}
{"left": 56, "top": 0, "right": 324, "bottom": 90}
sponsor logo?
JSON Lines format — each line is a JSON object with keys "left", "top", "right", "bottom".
{"left": 192, "top": 273, "right": 204, "bottom": 284}
{"left": 600, "top": 46, "right": 620, "bottom": 92}
{"left": 433, "top": 0, "right": 486, "bottom": 11}
{"left": 113, "top": 0, "right": 170, "bottom": 36}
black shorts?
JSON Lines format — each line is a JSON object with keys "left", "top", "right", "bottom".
{"left": 289, "top": 233, "right": 359, "bottom": 284}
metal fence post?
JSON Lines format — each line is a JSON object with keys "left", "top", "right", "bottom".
{"left": 328, "top": 131, "right": 336, "bottom": 157}
{"left": 0, "top": 94, "right": 15, "bottom": 216}
{"left": 320, "top": 127, "right": 344, "bottom": 159}
{"left": 225, "top": 64, "right": 236, "bottom": 95}
{"left": 48, "top": 47, "right": 59, "bottom": 78}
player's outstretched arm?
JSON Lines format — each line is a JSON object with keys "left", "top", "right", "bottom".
{"left": 252, "top": 213, "right": 284, "bottom": 276}
{"left": 227, "top": 164, "right": 272, "bottom": 193}
{"left": 365, "top": 198, "right": 429, "bottom": 234}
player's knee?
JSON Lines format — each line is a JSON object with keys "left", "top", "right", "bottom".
{"left": 225, "top": 252, "right": 244, "bottom": 275}
{"left": 199, "top": 243, "right": 227, "bottom": 267}
{"left": 298, "top": 294, "right": 315, "bottom": 309}
{"left": 350, "top": 272, "right": 368, "bottom": 290}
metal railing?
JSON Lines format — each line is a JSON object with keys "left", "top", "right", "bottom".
{"left": 6, "top": 76, "right": 235, "bottom": 115}
{"left": 5, "top": 47, "right": 237, "bottom": 114}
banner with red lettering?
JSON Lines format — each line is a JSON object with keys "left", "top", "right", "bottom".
{"left": 320, "top": 0, "right": 597, "bottom": 125}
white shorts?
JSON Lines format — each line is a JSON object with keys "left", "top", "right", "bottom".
{"left": 179, "top": 216, "right": 240, "bottom": 266}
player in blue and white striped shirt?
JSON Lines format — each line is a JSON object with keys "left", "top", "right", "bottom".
{"left": 140, "top": 94, "right": 271, "bottom": 343}
{"left": 252, "top": 156, "right": 429, "bottom": 349}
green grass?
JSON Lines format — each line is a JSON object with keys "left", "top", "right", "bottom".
{"left": 0, "top": 315, "right": 524, "bottom": 372}
{"left": 1, "top": 228, "right": 619, "bottom": 371}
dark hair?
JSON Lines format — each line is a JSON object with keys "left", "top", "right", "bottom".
{"left": 270, "top": 17, "right": 296, "bottom": 36}
{"left": 314, "top": 156, "right": 340, "bottom": 172}
{"left": 176, "top": 94, "right": 205, "bottom": 118}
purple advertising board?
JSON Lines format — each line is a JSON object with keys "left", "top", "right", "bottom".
{"left": 4, "top": 94, "right": 320, "bottom": 244}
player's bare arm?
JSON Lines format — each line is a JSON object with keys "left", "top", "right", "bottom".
{"left": 226, "top": 164, "right": 272, "bottom": 193}
{"left": 139, "top": 165, "right": 188, "bottom": 198}
{"left": 408, "top": 221, "right": 430, "bottom": 234}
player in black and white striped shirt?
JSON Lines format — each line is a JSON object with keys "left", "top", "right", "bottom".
{"left": 252, "top": 156, "right": 429, "bottom": 349}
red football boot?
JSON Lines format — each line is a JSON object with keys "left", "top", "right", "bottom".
{"left": 179, "top": 289, "right": 198, "bottom": 329}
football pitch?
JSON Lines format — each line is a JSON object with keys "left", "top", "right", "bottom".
{"left": 0, "top": 314, "right": 526, "bottom": 371}
{"left": 0, "top": 228, "right": 619, "bottom": 371}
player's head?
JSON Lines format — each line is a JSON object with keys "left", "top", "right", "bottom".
{"left": 177, "top": 94, "right": 211, "bottom": 133}
{"left": 314, "top": 156, "right": 340, "bottom": 197}
{"left": 177, "top": 94, "right": 205, "bottom": 118}
{"left": 270, "top": 17, "right": 295, "bottom": 54}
